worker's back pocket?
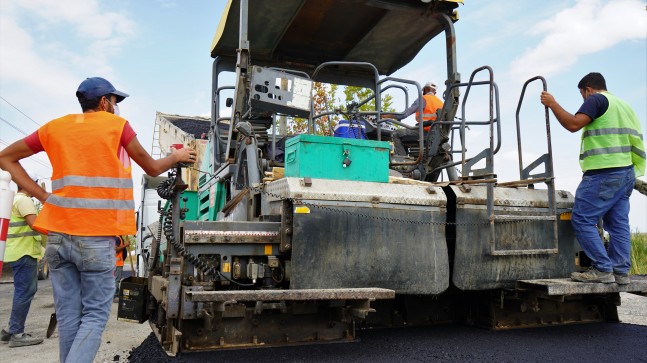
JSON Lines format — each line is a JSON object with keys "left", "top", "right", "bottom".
{"left": 44, "top": 233, "right": 63, "bottom": 269}
{"left": 79, "top": 237, "right": 115, "bottom": 272}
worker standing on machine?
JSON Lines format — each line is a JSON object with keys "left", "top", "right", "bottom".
{"left": 540, "top": 72, "right": 645, "bottom": 285}
{"left": 0, "top": 77, "right": 196, "bottom": 363}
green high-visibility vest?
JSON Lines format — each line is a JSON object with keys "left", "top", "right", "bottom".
{"left": 580, "top": 92, "right": 645, "bottom": 177}
{"left": 5, "top": 193, "right": 43, "bottom": 263}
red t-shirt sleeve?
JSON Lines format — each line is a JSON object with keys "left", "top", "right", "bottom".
{"left": 121, "top": 122, "right": 137, "bottom": 147}
{"left": 24, "top": 131, "right": 44, "bottom": 153}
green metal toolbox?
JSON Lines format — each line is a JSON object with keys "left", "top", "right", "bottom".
{"left": 284, "top": 134, "right": 390, "bottom": 182}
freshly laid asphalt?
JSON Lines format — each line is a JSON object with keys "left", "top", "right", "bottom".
{"left": 1, "top": 268, "right": 646, "bottom": 363}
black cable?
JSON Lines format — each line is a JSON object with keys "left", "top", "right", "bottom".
{"left": 155, "top": 170, "right": 257, "bottom": 286}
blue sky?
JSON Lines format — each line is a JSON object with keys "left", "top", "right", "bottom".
{"left": 1, "top": 0, "right": 645, "bottom": 231}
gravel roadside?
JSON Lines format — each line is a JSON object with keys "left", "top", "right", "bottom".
{"left": 0, "top": 270, "right": 150, "bottom": 363}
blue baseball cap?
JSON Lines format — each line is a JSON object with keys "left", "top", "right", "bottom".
{"left": 76, "top": 77, "right": 129, "bottom": 103}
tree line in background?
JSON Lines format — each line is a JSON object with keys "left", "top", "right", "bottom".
{"left": 285, "top": 83, "right": 396, "bottom": 135}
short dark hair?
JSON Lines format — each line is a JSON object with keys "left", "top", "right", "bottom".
{"left": 77, "top": 94, "right": 102, "bottom": 111}
{"left": 577, "top": 72, "right": 607, "bottom": 91}
{"left": 77, "top": 93, "right": 112, "bottom": 112}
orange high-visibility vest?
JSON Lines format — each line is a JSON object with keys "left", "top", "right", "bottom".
{"left": 115, "top": 236, "right": 126, "bottom": 267}
{"left": 416, "top": 94, "right": 444, "bottom": 131}
{"left": 34, "top": 112, "right": 136, "bottom": 236}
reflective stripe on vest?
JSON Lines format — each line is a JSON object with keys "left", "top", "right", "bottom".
{"left": 580, "top": 145, "right": 646, "bottom": 160}
{"left": 7, "top": 231, "right": 41, "bottom": 238}
{"left": 582, "top": 127, "right": 643, "bottom": 139}
{"left": 579, "top": 92, "right": 645, "bottom": 176}
{"left": 52, "top": 175, "right": 133, "bottom": 191}
{"left": 9, "top": 221, "right": 27, "bottom": 227}
{"left": 46, "top": 195, "right": 135, "bottom": 210}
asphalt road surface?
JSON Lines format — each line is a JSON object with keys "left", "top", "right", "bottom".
{"left": 1, "top": 270, "right": 646, "bottom": 363}
{"left": 128, "top": 322, "right": 647, "bottom": 363}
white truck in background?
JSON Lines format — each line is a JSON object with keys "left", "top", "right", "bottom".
{"left": 135, "top": 175, "right": 167, "bottom": 277}
{"left": 135, "top": 112, "right": 209, "bottom": 277}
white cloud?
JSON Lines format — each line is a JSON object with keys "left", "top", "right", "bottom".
{"left": 0, "top": 1, "right": 135, "bottom": 88}
{"left": 8, "top": 0, "right": 134, "bottom": 40}
{"left": 0, "top": 0, "right": 137, "bottom": 120}
{"left": 509, "top": 0, "right": 647, "bottom": 79}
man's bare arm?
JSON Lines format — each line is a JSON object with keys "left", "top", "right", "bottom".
{"left": 125, "top": 137, "right": 196, "bottom": 176}
{"left": 540, "top": 91, "right": 591, "bottom": 132}
{"left": 0, "top": 140, "right": 49, "bottom": 203}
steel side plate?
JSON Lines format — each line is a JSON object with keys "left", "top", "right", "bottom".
{"left": 516, "top": 276, "right": 647, "bottom": 295}
{"left": 185, "top": 287, "right": 395, "bottom": 303}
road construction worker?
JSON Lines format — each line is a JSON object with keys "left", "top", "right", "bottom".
{"left": 114, "top": 235, "right": 130, "bottom": 301}
{"left": 1, "top": 172, "right": 44, "bottom": 347}
{"left": 0, "top": 77, "right": 196, "bottom": 363}
{"left": 541, "top": 72, "right": 645, "bottom": 285}
{"left": 384, "top": 81, "right": 444, "bottom": 156}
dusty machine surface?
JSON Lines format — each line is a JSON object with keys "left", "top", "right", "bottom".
{"left": 120, "top": 0, "right": 647, "bottom": 355}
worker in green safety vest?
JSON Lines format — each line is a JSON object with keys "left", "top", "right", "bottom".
{"left": 1, "top": 173, "right": 44, "bottom": 347}
{"left": 540, "top": 72, "right": 645, "bottom": 285}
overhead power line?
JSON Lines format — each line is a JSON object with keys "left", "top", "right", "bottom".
{"left": 0, "top": 138, "right": 52, "bottom": 171}
{"left": 0, "top": 95, "right": 41, "bottom": 127}
{"left": 0, "top": 116, "right": 29, "bottom": 136}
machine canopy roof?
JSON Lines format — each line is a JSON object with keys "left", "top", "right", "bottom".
{"left": 211, "top": 0, "right": 461, "bottom": 81}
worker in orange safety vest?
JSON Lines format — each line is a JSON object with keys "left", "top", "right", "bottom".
{"left": 0, "top": 77, "right": 196, "bottom": 363}
{"left": 383, "top": 81, "right": 444, "bottom": 156}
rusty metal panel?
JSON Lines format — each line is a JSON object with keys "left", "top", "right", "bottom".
{"left": 167, "top": 258, "right": 183, "bottom": 318}
{"left": 517, "top": 276, "right": 647, "bottom": 295}
{"left": 450, "top": 185, "right": 576, "bottom": 290}
{"left": 289, "top": 202, "right": 449, "bottom": 295}
{"left": 176, "top": 303, "right": 355, "bottom": 352}
{"left": 186, "top": 287, "right": 394, "bottom": 303}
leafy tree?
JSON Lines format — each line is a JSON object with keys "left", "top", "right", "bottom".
{"left": 287, "top": 83, "right": 394, "bottom": 134}
{"left": 342, "top": 86, "right": 395, "bottom": 113}
{"left": 288, "top": 82, "right": 337, "bottom": 135}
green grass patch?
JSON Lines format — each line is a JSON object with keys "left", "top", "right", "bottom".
{"left": 630, "top": 232, "right": 647, "bottom": 275}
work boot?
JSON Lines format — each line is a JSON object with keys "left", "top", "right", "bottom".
{"left": 8, "top": 333, "right": 43, "bottom": 348}
{"left": 1, "top": 329, "right": 10, "bottom": 342}
{"left": 614, "top": 273, "right": 630, "bottom": 285}
{"left": 570, "top": 267, "right": 614, "bottom": 283}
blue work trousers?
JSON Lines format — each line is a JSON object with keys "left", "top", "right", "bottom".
{"left": 45, "top": 233, "right": 115, "bottom": 363}
{"left": 571, "top": 166, "right": 635, "bottom": 274}
{"left": 8, "top": 255, "right": 38, "bottom": 335}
